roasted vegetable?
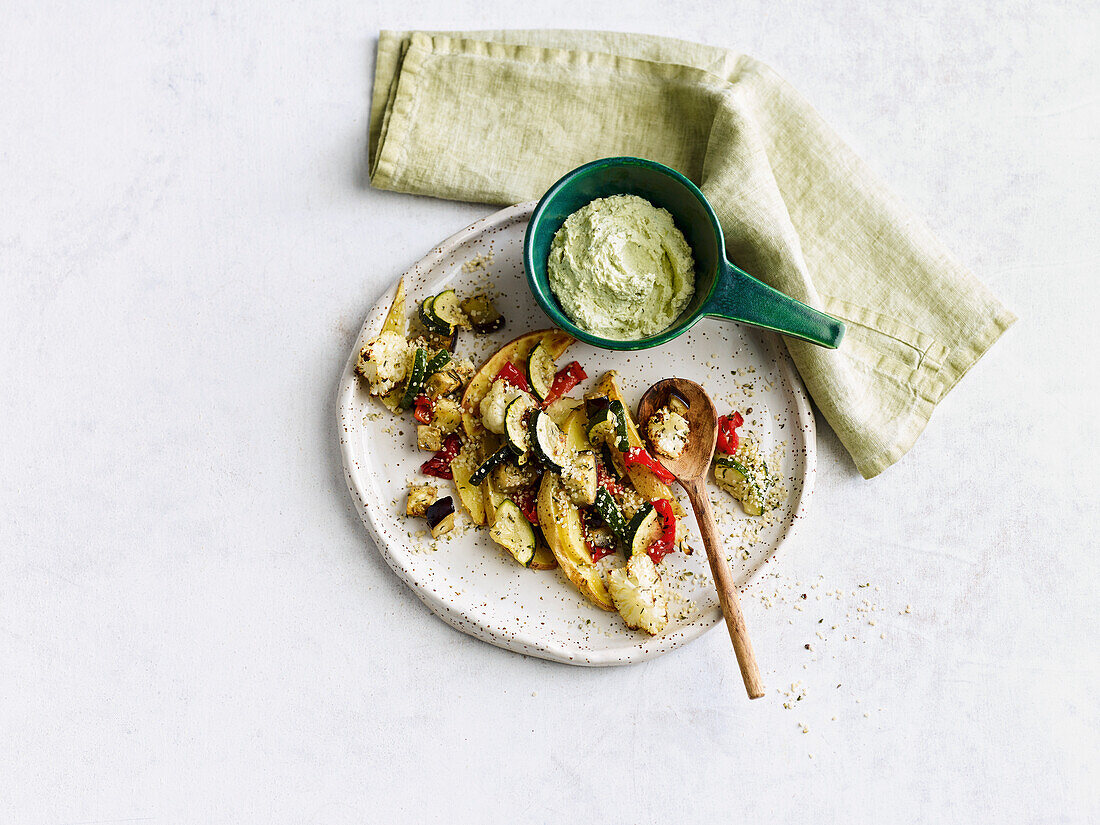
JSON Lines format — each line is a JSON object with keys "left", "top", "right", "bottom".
{"left": 398, "top": 347, "right": 429, "bottom": 409}
{"left": 625, "top": 503, "right": 662, "bottom": 559}
{"left": 586, "top": 371, "right": 684, "bottom": 518}
{"left": 431, "top": 289, "right": 469, "bottom": 330}
{"left": 381, "top": 277, "right": 406, "bottom": 338}
{"left": 425, "top": 368, "right": 462, "bottom": 399}
{"left": 545, "top": 396, "right": 584, "bottom": 427}
{"left": 406, "top": 483, "right": 438, "bottom": 518}
{"left": 713, "top": 432, "right": 785, "bottom": 516}
{"left": 461, "top": 293, "right": 505, "bottom": 334}
{"left": 416, "top": 424, "right": 443, "bottom": 452}
{"left": 562, "top": 408, "right": 591, "bottom": 453}
{"left": 503, "top": 395, "right": 537, "bottom": 459}
{"left": 469, "top": 445, "right": 511, "bottom": 485}
{"left": 460, "top": 330, "right": 573, "bottom": 438}
{"left": 593, "top": 487, "right": 626, "bottom": 546}
{"left": 357, "top": 331, "right": 411, "bottom": 397}
{"left": 449, "top": 439, "right": 487, "bottom": 525}
{"left": 529, "top": 539, "right": 558, "bottom": 571}
{"left": 526, "top": 340, "right": 557, "bottom": 401}
{"left": 531, "top": 410, "right": 572, "bottom": 471}
{"left": 646, "top": 407, "right": 690, "bottom": 459}
{"left": 608, "top": 552, "right": 669, "bottom": 635}
{"left": 537, "top": 473, "right": 613, "bottom": 611}
{"left": 425, "top": 496, "right": 456, "bottom": 538}
{"left": 488, "top": 499, "right": 537, "bottom": 566}
{"left": 561, "top": 450, "right": 597, "bottom": 507}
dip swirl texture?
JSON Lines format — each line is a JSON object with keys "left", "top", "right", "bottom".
{"left": 547, "top": 195, "right": 695, "bottom": 340}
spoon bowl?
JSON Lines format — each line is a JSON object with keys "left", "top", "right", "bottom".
{"left": 636, "top": 378, "right": 719, "bottom": 481}
{"left": 638, "top": 377, "right": 765, "bottom": 699}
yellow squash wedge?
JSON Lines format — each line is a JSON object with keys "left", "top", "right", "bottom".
{"left": 537, "top": 474, "right": 613, "bottom": 611}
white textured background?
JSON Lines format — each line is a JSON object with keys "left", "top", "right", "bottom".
{"left": 2, "top": 2, "right": 1097, "bottom": 823}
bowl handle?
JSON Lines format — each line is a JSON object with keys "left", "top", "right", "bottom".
{"left": 704, "top": 259, "right": 845, "bottom": 349}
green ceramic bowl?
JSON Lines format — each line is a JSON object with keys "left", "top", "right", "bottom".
{"left": 524, "top": 156, "right": 845, "bottom": 351}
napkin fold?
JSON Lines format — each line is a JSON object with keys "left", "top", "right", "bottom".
{"left": 369, "top": 30, "right": 1016, "bottom": 478}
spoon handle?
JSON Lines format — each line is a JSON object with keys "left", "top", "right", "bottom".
{"left": 682, "top": 478, "right": 765, "bottom": 699}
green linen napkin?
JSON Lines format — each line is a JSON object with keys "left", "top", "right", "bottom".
{"left": 369, "top": 30, "right": 1016, "bottom": 478}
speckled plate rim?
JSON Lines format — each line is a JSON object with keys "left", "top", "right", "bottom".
{"left": 337, "top": 202, "right": 817, "bottom": 666}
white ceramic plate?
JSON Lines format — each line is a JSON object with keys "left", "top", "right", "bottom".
{"left": 338, "top": 202, "right": 816, "bottom": 666}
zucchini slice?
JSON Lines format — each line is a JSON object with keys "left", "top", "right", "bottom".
{"left": 504, "top": 395, "right": 537, "bottom": 458}
{"left": 489, "top": 499, "right": 537, "bottom": 566}
{"left": 714, "top": 456, "right": 764, "bottom": 515}
{"left": 424, "top": 349, "right": 452, "bottom": 375}
{"left": 586, "top": 404, "right": 617, "bottom": 445}
{"left": 418, "top": 295, "right": 451, "bottom": 336}
{"left": 625, "top": 503, "right": 663, "bottom": 559}
{"left": 526, "top": 341, "right": 557, "bottom": 401}
{"left": 531, "top": 410, "right": 572, "bottom": 471}
{"left": 469, "top": 445, "right": 511, "bottom": 485}
{"left": 600, "top": 443, "right": 628, "bottom": 480}
{"left": 714, "top": 455, "right": 749, "bottom": 479}
{"left": 607, "top": 399, "right": 631, "bottom": 452}
{"left": 431, "top": 289, "right": 468, "bottom": 330}
{"left": 593, "top": 488, "right": 626, "bottom": 544}
{"left": 398, "top": 347, "right": 428, "bottom": 409}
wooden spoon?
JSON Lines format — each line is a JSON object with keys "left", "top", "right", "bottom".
{"left": 638, "top": 378, "right": 765, "bottom": 699}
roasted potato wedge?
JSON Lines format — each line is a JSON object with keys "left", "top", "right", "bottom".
{"left": 450, "top": 439, "right": 486, "bottom": 526}
{"left": 381, "top": 277, "right": 406, "bottom": 338}
{"left": 562, "top": 408, "right": 591, "bottom": 452}
{"left": 544, "top": 396, "right": 583, "bottom": 427}
{"left": 460, "top": 329, "right": 573, "bottom": 438}
{"left": 537, "top": 474, "right": 613, "bottom": 611}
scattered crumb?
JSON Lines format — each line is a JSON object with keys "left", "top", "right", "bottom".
{"left": 461, "top": 252, "right": 495, "bottom": 273}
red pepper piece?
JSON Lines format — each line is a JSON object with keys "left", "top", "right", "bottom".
{"left": 717, "top": 410, "right": 744, "bottom": 455}
{"left": 420, "top": 433, "right": 462, "bottom": 479}
{"left": 595, "top": 457, "right": 625, "bottom": 498}
{"left": 495, "top": 361, "right": 530, "bottom": 394}
{"left": 412, "top": 394, "right": 434, "bottom": 424}
{"left": 623, "top": 446, "right": 676, "bottom": 484}
{"left": 514, "top": 485, "right": 539, "bottom": 525}
{"left": 646, "top": 498, "right": 677, "bottom": 564}
{"left": 542, "top": 361, "right": 587, "bottom": 406}
{"left": 588, "top": 543, "right": 615, "bottom": 562}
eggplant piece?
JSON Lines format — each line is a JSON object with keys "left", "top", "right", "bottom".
{"left": 406, "top": 483, "right": 438, "bottom": 518}
{"left": 426, "top": 327, "right": 458, "bottom": 353}
{"left": 417, "top": 425, "right": 443, "bottom": 453}
{"left": 425, "top": 369, "right": 462, "bottom": 399}
{"left": 461, "top": 294, "right": 505, "bottom": 334}
{"left": 425, "top": 496, "right": 456, "bottom": 538}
